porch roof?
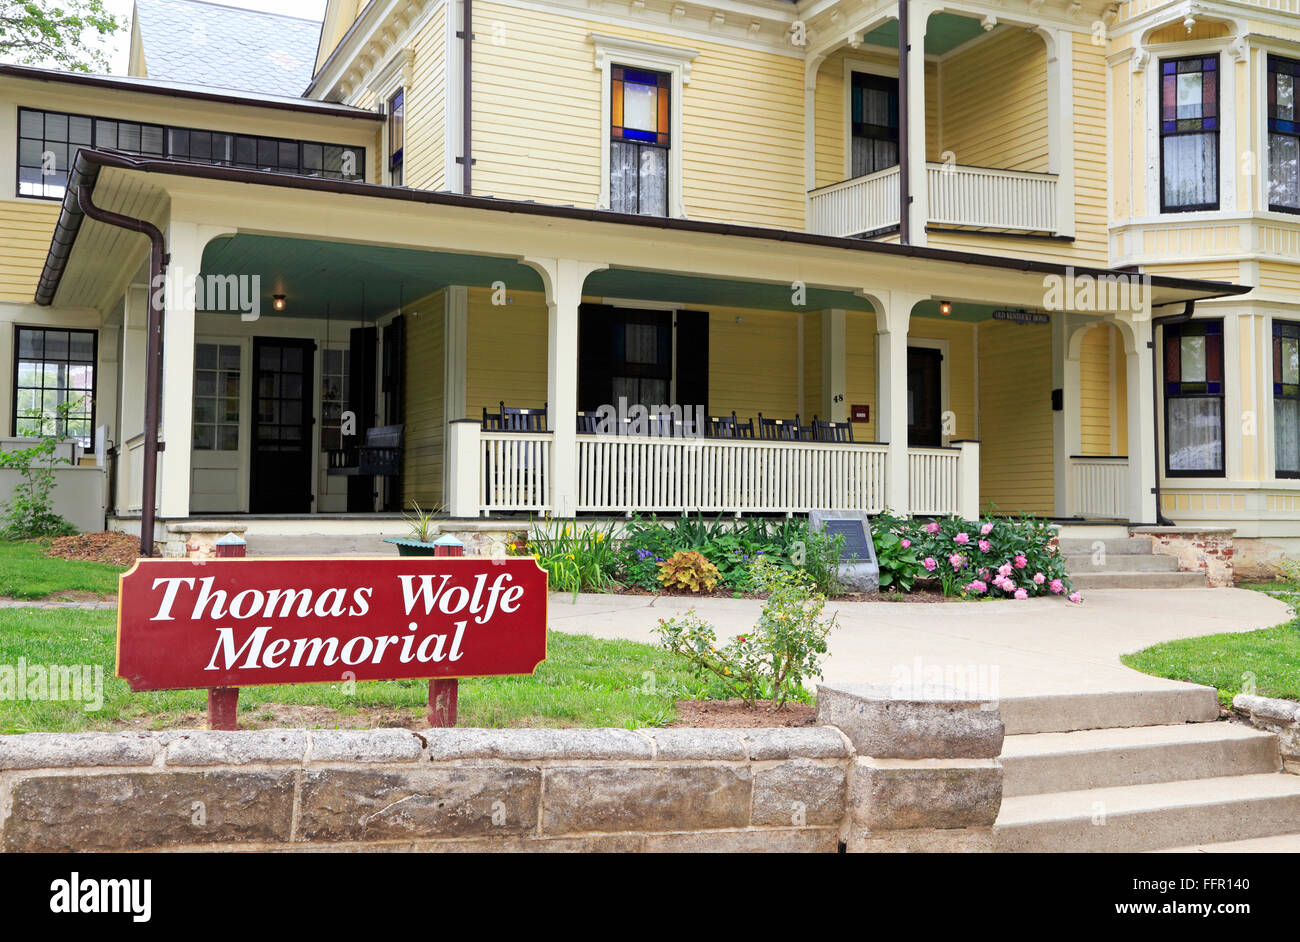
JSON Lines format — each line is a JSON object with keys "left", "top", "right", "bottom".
{"left": 36, "top": 148, "right": 1252, "bottom": 313}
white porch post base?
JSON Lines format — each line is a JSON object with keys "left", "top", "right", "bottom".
{"left": 445, "top": 419, "right": 482, "bottom": 517}
{"left": 956, "top": 440, "right": 981, "bottom": 520}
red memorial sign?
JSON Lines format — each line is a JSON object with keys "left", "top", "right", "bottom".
{"left": 117, "top": 557, "right": 548, "bottom": 692}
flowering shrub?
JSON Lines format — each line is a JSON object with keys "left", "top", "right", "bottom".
{"left": 512, "top": 521, "right": 619, "bottom": 598}
{"left": 653, "top": 558, "right": 837, "bottom": 707}
{"left": 657, "top": 550, "right": 721, "bottom": 593}
{"left": 875, "top": 512, "right": 1077, "bottom": 602}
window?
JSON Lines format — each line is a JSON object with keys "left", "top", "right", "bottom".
{"left": 193, "top": 343, "right": 241, "bottom": 451}
{"left": 850, "top": 72, "right": 899, "bottom": 178}
{"left": 1160, "top": 56, "right": 1220, "bottom": 212}
{"left": 1269, "top": 56, "right": 1300, "bottom": 213}
{"left": 1163, "top": 320, "right": 1224, "bottom": 476}
{"left": 13, "top": 327, "right": 95, "bottom": 446}
{"left": 610, "top": 66, "right": 669, "bottom": 216}
{"left": 320, "top": 348, "right": 350, "bottom": 453}
{"left": 17, "top": 107, "right": 366, "bottom": 200}
{"left": 1274, "top": 321, "right": 1300, "bottom": 477}
{"left": 388, "top": 90, "right": 405, "bottom": 187}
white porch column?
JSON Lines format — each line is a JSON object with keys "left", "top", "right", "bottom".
{"left": 1119, "top": 316, "right": 1158, "bottom": 524}
{"left": 524, "top": 257, "right": 607, "bottom": 518}
{"left": 822, "top": 308, "right": 847, "bottom": 422}
{"left": 902, "top": 1, "right": 931, "bottom": 245}
{"left": 1042, "top": 27, "right": 1075, "bottom": 238}
{"left": 876, "top": 292, "right": 916, "bottom": 514}
{"left": 1058, "top": 316, "right": 1090, "bottom": 518}
{"left": 158, "top": 221, "right": 233, "bottom": 519}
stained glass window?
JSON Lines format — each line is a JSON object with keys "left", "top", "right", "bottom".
{"left": 1269, "top": 56, "right": 1300, "bottom": 213}
{"left": 1160, "top": 56, "right": 1219, "bottom": 212}
{"left": 1275, "top": 321, "right": 1300, "bottom": 477}
{"left": 1164, "top": 320, "right": 1224, "bottom": 475}
{"left": 610, "top": 66, "right": 669, "bottom": 216}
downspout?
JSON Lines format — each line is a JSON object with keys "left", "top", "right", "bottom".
{"left": 897, "top": 0, "right": 910, "bottom": 245}
{"left": 458, "top": 0, "right": 473, "bottom": 195}
{"left": 1149, "top": 300, "right": 1195, "bottom": 527}
{"left": 76, "top": 183, "right": 168, "bottom": 558}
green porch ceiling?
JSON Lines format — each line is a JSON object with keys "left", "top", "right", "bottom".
{"left": 861, "top": 13, "right": 998, "bottom": 57}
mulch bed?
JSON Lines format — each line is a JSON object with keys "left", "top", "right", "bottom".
{"left": 668, "top": 699, "right": 817, "bottom": 728}
{"left": 44, "top": 531, "right": 148, "bottom": 567}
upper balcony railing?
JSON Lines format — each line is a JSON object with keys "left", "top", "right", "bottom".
{"left": 808, "top": 162, "right": 1059, "bottom": 239}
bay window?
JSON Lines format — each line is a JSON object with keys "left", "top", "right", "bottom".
{"left": 1163, "top": 320, "right": 1224, "bottom": 476}
{"left": 1160, "top": 55, "right": 1219, "bottom": 212}
{"left": 1275, "top": 321, "right": 1300, "bottom": 478}
{"left": 1269, "top": 55, "right": 1300, "bottom": 213}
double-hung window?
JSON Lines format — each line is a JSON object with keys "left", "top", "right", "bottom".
{"left": 388, "top": 89, "right": 405, "bottom": 187}
{"left": 1269, "top": 56, "right": 1300, "bottom": 213}
{"left": 193, "top": 343, "right": 241, "bottom": 452}
{"left": 1163, "top": 320, "right": 1224, "bottom": 476}
{"left": 850, "top": 72, "right": 899, "bottom": 178}
{"left": 13, "top": 327, "right": 96, "bottom": 447}
{"left": 1160, "top": 55, "right": 1220, "bottom": 212}
{"left": 1275, "top": 321, "right": 1300, "bottom": 477}
{"left": 610, "top": 66, "right": 670, "bottom": 216}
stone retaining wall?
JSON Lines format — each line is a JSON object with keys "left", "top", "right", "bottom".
{"left": 1234, "top": 695, "right": 1300, "bottom": 774}
{"left": 1130, "top": 526, "right": 1235, "bottom": 587}
{"left": 0, "top": 686, "right": 1006, "bottom": 852}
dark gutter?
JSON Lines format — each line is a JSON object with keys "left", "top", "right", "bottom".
{"left": 457, "top": 0, "right": 474, "bottom": 194}
{"left": 35, "top": 148, "right": 1255, "bottom": 310}
{"left": 0, "top": 63, "right": 383, "bottom": 121}
{"left": 897, "top": 0, "right": 910, "bottom": 245}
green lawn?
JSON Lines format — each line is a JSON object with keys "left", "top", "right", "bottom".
{"left": 0, "top": 607, "right": 708, "bottom": 733}
{"left": 1122, "top": 582, "right": 1300, "bottom": 705}
{"left": 0, "top": 540, "right": 125, "bottom": 599}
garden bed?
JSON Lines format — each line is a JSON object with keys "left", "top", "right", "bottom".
{"left": 669, "top": 699, "right": 817, "bottom": 728}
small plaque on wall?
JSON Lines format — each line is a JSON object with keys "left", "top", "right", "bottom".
{"left": 850, "top": 404, "right": 870, "bottom": 422}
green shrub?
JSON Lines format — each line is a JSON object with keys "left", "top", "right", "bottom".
{"left": 653, "top": 557, "right": 836, "bottom": 708}
{"left": 515, "top": 520, "right": 619, "bottom": 598}
{"left": 656, "top": 550, "right": 720, "bottom": 593}
{"left": 0, "top": 400, "right": 82, "bottom": 540}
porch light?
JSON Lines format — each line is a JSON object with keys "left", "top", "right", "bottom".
{"left": 939, "top": 300, "right": 952, "bottom": 316}
{"left": 273, "top": 294, "right": 286, "bottom": 312}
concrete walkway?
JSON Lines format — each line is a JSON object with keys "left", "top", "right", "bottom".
{"left": 548, "top": 588, "right": 1293, "bottom": 698}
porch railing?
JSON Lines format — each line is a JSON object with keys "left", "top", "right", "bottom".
{"left": 806, "top": 163, "right": 1058, "bottom": 238}
{"left": 576, "top": 435, "right": 888, "bottom": 514}
{"left": 807, "top": 166, "right": 901, "bottom": 238}
{"left": 448, "top": 422, "right": 981, "bottom": 520}
{"left": 123, "top": 433, "right": 146, "bottom": 514}
{"left": 1067, "top": 456, "right": 1129, "bottom": 519}
{"left": 926, "top": 163, "right": 1058, "bottom": 232}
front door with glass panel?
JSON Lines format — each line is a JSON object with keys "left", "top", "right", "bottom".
{"left": 907, "top": 347, "right": 943, "bottom": 447}
{"left": 250, "top": 338, "right": 314, "bottom": 512}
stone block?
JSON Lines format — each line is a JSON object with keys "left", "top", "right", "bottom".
{"left": 162, "top": 729, "right": 308, "bottom": 766}
{"left": 816, "top": 683, "right": 1003, "bottom": 759}
{"left": 751, "top": 758, "right": 847, "bottom": 827}
{"left": 850, "top": 757, "right": 1003, "bottom": 830}
{"left": 846, "top": 826, "right": 993, "bottom": 853}
{"left": 541, "top": 765, "right": 751, "bottom": 834}
{"left": 424, "top": 727, "right": 653, "bottom": 761}
{"left": 0, "top": 732, "right": 159, "bottom": 770}
{"left": 308, "top": 729, "right": 425, "bottom": 763}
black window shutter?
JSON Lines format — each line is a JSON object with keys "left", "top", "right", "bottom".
{"left": 578, "top": 303, "right": 616, "bottom": 412}
{"left": 675, "top": 309, "right": 709, "bottom": 416}
{"left": 347, "top": 325, "right": 378, "bottom": 511}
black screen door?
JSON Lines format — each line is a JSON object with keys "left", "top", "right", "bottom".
{"left": 907, "top": 346, "right": 943, "bottom": 447}
{"left": 250, "top": 337, "right": 315, "bottom": 513}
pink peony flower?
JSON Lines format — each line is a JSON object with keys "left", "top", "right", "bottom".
{"left": 1014, "top": 588, "right": 1029, "bottom": 600}
{"left": 978, "top": 539, "right": 991, "bottom": 553}
{"left": 1049, "top": 579, "right": 1064, "bottom": 594}
{"left": 948, "top": 554, "right": 967, "bottom": 570}
{"left": 900, "top": 539, "right": 911, "bottom": 549}
{"left": 998, "top": 562, "right": 1013, "bottom": 578}
{"left": 954, "top": 532, "right": 970, "bottom": 545}
{"left": 1068, "top": 592, "right": 1083, "bottom": 604}
{"left": 1033, "top": 572, "right": 1046, "bottom": 585}
{"left": 923, "top": 557, "right": 938, "bottom": 572}
{"left": 1014, "top": 554, "right": 1028, "bottom": 569}
{"left": 979, "top": 568, "right": 991, "bottom": 580}
{"left": 926, "top": 522, "right": 940, "bottom": 534}
{"left": 981, "top": 522, "right": 994, "bottom": 536}
{"left": 965, "top": 579, "right": 987, "bottom": 594}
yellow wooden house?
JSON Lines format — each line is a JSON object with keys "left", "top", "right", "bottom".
{"left": 2, "top": 0, "right": 1296, "bottom": 571}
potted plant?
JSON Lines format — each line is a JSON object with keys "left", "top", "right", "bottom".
{"left": 383, "top": 501, "right": 446, "bottom": 557}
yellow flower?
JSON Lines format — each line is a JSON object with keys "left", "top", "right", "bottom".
{"left": 566, "top": 553, "right": 574, "bottom": 560}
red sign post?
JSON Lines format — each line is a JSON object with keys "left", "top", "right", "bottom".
{"left": 116, "top": 555, "right": 548, "bottom": 730}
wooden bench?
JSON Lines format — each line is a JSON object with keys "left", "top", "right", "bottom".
{"left": 327, "top": 424, "right": 405, "bottom": 477}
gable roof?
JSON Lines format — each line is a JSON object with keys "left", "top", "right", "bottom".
{"left": 132, "top": 0, "right": 321, "bottom": 98}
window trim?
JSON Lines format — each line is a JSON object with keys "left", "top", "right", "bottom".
{"left": 1274, "top": 319, "right": 1300, "bottom": 479}
{"left": 591, "top": 32, "right": 697, "bottom": 218}
{"left": 11, "top": 325, "right": 98, "bottom": 448}
{"left": 1158, "top": 54, "right": 1222, "bottom": 214}
{"left": 1161, "top": 319, "right": 1226, "bottom": 479}
{"left": 16, "top": 106, "right": 367, "bottom": 201}
{"left": 387, "top": 88, "right": 405, "bottom": 187}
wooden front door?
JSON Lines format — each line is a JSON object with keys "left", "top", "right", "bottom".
{"left": 250, "top": 337, "right": 315, "bottom": 513}
{"left": 907, "top": 346, "right": 943, "bottom": 447}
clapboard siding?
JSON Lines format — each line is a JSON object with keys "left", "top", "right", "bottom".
{"left": 0, "top": 201, "right": 60, "bottom": 303}
{"left": 1079, "top": 323, "right": 1113, "bottom": 456}
{"left": 406, "top": 3, "right": 447, "bottom": 192}
{"left": 978, "top": 319, "right": 1054, "bottom": 515}
{"left": 403, "top": 289, "right": 446, "bottom": 508}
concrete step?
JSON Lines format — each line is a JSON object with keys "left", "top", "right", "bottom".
{"left": 1057, "top": 537, "right": 1154, "bottom": 556}
{"left": 1070, "top": 570, "right": 1206, "bottom": 590}
{"left": 1156, "top": 833, "right": 1300, "bottom": 852}
{"left": 1064, "top": 553, "right": 1181, "bottom": 573}
{"left": 1001, "top": 723, "right": 1280, "bottom": 797}
{"left": 995, "top": 773, "right": 1300, "bottom": 852}
{"left": 1055, "top": 524, "right": 1131, "bottom": 541}
{"left": 999, "top": 688, "right": 1220, "bottom": 735}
